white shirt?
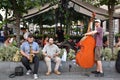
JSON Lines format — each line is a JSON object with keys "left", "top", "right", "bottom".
{"left": 0, "top": 31, "right": 4, "bottom": 36}
{"left": 23, "top": 32, "right": 29, "bottom": 40}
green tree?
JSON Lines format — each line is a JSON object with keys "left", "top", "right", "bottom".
{"left": 0, "top": 0, "right": 59, "bottom": 47}
{"left": 0, "top": 0, "right": 39, "bottom": 47}
{"left": 85, "top": 0, "right": 120, "bottom": 55}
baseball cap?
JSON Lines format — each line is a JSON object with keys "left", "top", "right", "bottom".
{"left": 95, "top": 19, "right": 101, "bottom": 23}
{"left": 28, "top": 33, "right": 33, "bottom": 38}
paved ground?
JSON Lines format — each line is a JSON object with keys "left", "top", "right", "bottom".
{"left": 0, "top": 61, "right": 120, "bottom": 80}
{"left": 0, "top": 42, "right": 120, "bottom": 80}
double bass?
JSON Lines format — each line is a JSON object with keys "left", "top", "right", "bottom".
{"left": 76, "top": 12, "right": 96, "bottom": 69}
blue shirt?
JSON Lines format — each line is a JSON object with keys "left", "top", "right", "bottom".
{"left": 20, "top": 41, "right": 39, "bottom": 54}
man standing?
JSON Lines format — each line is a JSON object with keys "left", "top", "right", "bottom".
{"left": 85, "top": 19, "right": 104, "bottom": 77}
{"left": 20, "top": 33, "right": 39, "bottom": 79}
{"left": 56, "top": 27, "right": 65, "bottom": 43}
{"left": 21, "top": 28, "right": 29, "bottom": 40}
{"left": 42, "top": 38, "right": 61, "bottom": 76}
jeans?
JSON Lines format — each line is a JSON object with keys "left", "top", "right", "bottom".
{"left": 21, "top": 56, "right": 39, "bottom": 74}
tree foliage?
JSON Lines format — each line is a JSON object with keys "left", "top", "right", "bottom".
{"left": 0, "top": 0, "right": 59, "bottom": 47}
{"left": 84, "top": 0, "right": 120, "bottom": 55}
{"left": 0, "top": 0, "right": 61, "bottom": 47}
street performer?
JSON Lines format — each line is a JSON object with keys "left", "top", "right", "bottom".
{"left": 84, "top": 19, "right": 104, "bottom": 77}
{"left": 20, "top": 33, "right": 40, "bottom": 79}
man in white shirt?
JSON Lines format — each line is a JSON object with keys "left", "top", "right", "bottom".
{"left": 42, "top": 38, "right": 61, "bottom": 76}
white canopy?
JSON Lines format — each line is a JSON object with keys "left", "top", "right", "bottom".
{"left": 23, "top": 0, "right": 120, "bottom": 20}
{"left": 70, "top": 0, "right": 120, "bottom": 20}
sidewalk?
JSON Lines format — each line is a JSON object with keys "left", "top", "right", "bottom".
{"left": 0, "top": 61, "right": 120, "bottom": 80}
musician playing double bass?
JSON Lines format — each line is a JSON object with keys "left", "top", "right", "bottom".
{"left": 84, "top": 19, "right": 104, "bottom": 77}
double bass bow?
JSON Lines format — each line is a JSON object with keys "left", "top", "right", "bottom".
{"left": 76, "top": 12, "right": 96, "bottom": 69}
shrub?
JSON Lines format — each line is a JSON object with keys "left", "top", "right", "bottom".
{"left": 0, "top": 46, "right": 19, "bottom": 61}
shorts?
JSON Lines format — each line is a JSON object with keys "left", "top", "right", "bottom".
{"left": 95, "top": 46, "right": 102, "bottom": 61}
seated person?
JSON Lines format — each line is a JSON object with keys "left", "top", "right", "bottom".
{"left": 43, "top": 36, "right": 49, "bottom": 46}
{"left": 20, "top": 34, "right": 39, "bottom": 79}
{"left": 4, "top": 36, "right": 11, "bottom": 47}
{"left": 116, "top": 36, "right": 120, "bottom": 48}
{"left": 59, "top": 38, "right": 78, "bottom": 53}
{"left": 42, "top": 38, "right": 61, "bottom": 76}
{"left": 103, "top": 36, "right": 109, "bottom": 49}
{"left": 9, "top": 35, "right": 17, "bottom": 46}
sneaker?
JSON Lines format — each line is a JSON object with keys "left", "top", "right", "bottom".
{"left": 54, "top": 70, "right": 61, "bottom": 75}
{"left": 34, "top": 74, "right": 38, "bottom": 79}
{"left": 26, "top": 70, "right": 32, "bottom": 75}
{"left": 95, "top": 73, "right": 104, "bottom": 77}
{"left": 91, "top": 71, "right": 100, "bottom": 74}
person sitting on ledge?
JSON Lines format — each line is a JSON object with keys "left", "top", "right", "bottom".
{"left": 42, "top": 38, "right": 61, "bottom": 76}
{"left": 20, "top": 33, "right": 40, "bottom": 79}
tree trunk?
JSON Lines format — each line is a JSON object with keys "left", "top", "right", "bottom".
{"left": 15, "top": 14, "right": 21, "bottom": 47}
{"left": 10, "top": 0, "right": 21, "bottom": 47}
{"left": 4, "top": 8, "right": 8, "bottom": 37}
{"left": 108, "top": 1, "right": 115, "bottom": 56}
{"left": 119, "top": 19, "right": 120, "bottom": 33}
{"left": 39, "top": 21, "right": 43, "bottom": 34}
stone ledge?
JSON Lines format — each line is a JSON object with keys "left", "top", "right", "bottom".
{"left": 0, "top": 61, "right": 116, "bottom": 74}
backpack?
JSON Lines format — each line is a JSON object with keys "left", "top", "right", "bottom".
{"left": 15, "top": 66, "right": 24, "bottom": 76}
{"left": 9, "top": 66, "right": 24, "bottom": 78}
